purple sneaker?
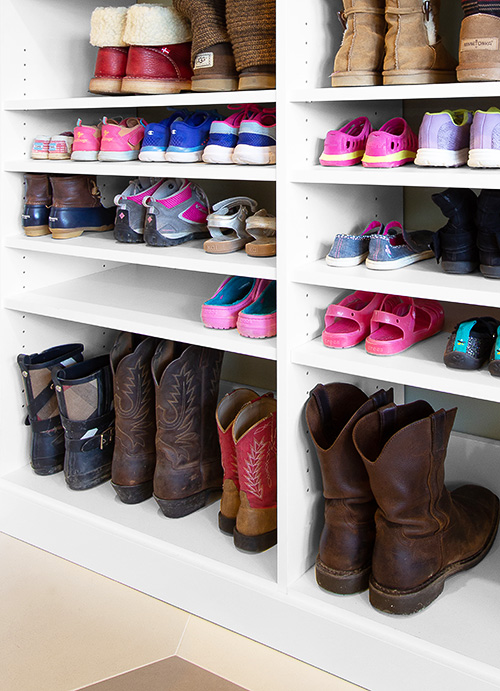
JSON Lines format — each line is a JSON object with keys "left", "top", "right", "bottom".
{"left": 468, "top": 108, "right": 500, "bottom": 168}
{"left": 415, "top": 110, "right": 472, "bottom": 168}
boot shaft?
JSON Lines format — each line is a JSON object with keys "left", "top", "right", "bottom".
{"left": 432, "top": 188, "right": 479, "bottom": 269}
{"left": 462, "top": 1, "right": 500, "bottom": 17}
{"left": 24, "top": 173, "right": 51, "bottom": 205}
{"left": 49, "top": 175, "right": 103, "bottom": 209}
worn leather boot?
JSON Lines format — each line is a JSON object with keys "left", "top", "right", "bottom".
{"left": 48, "top": 175, "right": 115, "bottom": 240}
{"left": 383, "top": 0, "right": 457, "bottom": 85}
{"left": 476, "top": 189, "right": 500, "bottom": 278}
{"left": 431, "top": 188, "right": 479, "bottom": 274}
{"left": 22, "top": 173, "right": 52, "bottom": 237}
{"left": 232, "top": 396, "right": 277, "bottom": 552}
{"left": 152, "top": 340, "right": 224, "bottom": 518}
{"left": 457, "top": 2, "right": 500, "bottom": 82}
{"left": 18, "top": 343, "right": 84, "bottom": 475}
{"left": 331, "top": 0, "right": 386, "bottom": 86}
{"left": 173, "top": 0, "right": 238, "bottom": 91}
{"left": 306, "top": 383, "right": 393, "bottom": 594}
{"left": 53, "top": 356, "right": 115, "bottom": 491}
{"left": 110, "top": 333, "right": 159, "bottom": 504}
{"left": 353, "top": 400, "right": 500, "bottom": 614}
{"left": 89, "top": 6, "right": 129, "bottom": 95}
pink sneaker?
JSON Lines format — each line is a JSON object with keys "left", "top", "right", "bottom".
{"left": 237, "top": 281, "right": 276, "bottom": 339}
{"left": 72, "top": 118, "right": 108, "bottom": 161}
{"left": 362, "top": 118, "right": 417, "bottom": 168}
{"left": 98, "top": 117, "right": 147, "bottom": 161}
{"left": 320, "top": 117, "right": 373, "bottom": 167}
{"left": 202, "top": 277, "right": 270, "bottom": 330}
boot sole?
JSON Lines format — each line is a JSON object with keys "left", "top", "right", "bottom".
{"left": 457, "top": 67, "right": 500, "bottom": 82}
{"left": 441, "top": 260, "right": 478, "bottom": 274}
{"left": 331, "top": 72, "right": 382, "bottom": 87}
{"left": 65, "top": 465, "right": 112, "bottom": 491}
{"left": 315, "top": 556, "right": 371, "bottom": 595}
{"left": 382, "top": 70, "right": 456, "bottom": 85}
{"left": 218, "top": 511, "right": 236, "bottom": 535}
{"left": 120, "top": 78, "right": 191, "bottom": 95}
{"left": 233, "top": 527, "right": 277, "bottom": 553}
{"left": 51, "top": 225, "right": 114, "bottom": 240}
{"left": 238, "top": 74, "right": 276, "bottom": 90}
{"left": 443, "top": 351, "right": 484, "bottom": 370}
{"left": 89, "top": 77, "right": 123, "bottom": 94}
{"left": 154, "top": 488, "right": 221, "bottom": 518}
{"left": 24, "top": 226, "right": 50, "bottom": 237}
{"left": 369, "top": 497, "right": 500, "bottom": 615}
{"left": 191, "top": 77, "right": 239, "bottom": 92}
{"left": 32, "top": 461, "right": 64, "bottom": 476}
{"left": 112, "top": 480, "right": 153, "bottom": 504}
{"left": 480, "top": 264, "right": 500, "bottom": 279}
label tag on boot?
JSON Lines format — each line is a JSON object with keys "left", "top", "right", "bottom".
{"left": 194, "top": 52, "right": 214, "bottom": 69}
{"left": 461, "top": 37, "right": 499, "bottom": 51}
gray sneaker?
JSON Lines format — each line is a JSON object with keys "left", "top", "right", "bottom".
{"left": 144, "top": 179, "right": 210, "bottom": 246}
{"left": 114, "top": 178, "right": 163, "bottom": 243}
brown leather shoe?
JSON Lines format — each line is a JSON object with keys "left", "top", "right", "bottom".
{"left": 22, "top": 173, "right": 51, "bottom": 237}
{"left": 353, "top": 401, "right": 500, "bottom": 614}
{"left": 110, "top": 333, "right": 159, "bottom": 505}
{"left": 306, "top": 383, "right": 393, "bottom": 594}
{"left": 48, "top": 175, "right": 115, "bottom": 240}
{"left": 152, "top": 341, "right": 224, "bottom": 518}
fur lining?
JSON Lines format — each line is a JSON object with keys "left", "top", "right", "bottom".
{"left": 90, "top": 7, "right": 128, "bottom": 47}
{"left": 123, "top": 3, "right": 192, "bottom": 46}
{"left": 424, "top": 15, "right": 437, "bottom": 46}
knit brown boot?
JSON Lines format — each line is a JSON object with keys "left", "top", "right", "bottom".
{"left": 383, "top": 0, "right": 457, "bottom": 85}
{"left": 226, "top": 0, "right": 276, "bottom": 90}
{"left": 331, "top": 0, "right": 386, "bottom": 87}
{"left": 173, "top": 0, "right": 238, "bottom": 91}
{"left": 457, "top": 3, "right": 500, "bottom": 82}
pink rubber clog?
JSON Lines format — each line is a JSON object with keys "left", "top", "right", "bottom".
{"left": 237, "top": 281, "right": 276, "bottom": 339}
{"left": 201, "top": 276, "right": 270, "bottom": 330}
{"left": 320, "top": 117, "right": 373, "bottom": 167}
{"left": 322, "top": 291, "right": 385, "bottom": 348}
{"left": 365, "top": 295, "right": 444, "bottom": 355}
{"left": 361, "top": 118, "right": 418, "bottom": 168}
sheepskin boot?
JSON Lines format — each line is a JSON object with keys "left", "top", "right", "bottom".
{"left": 89, "top": 6, "right": 129, "bottom": 95}
{"left": 110, "top": 333, "right": 159, "bottom": 504}
{"left": 173, "top": 0, "right": 238, "bottom": 91}
{"left": 383, "top": 0, "right": 457, "bottom": 85}
{"left": 457, "top": 1, "right": 500, "bottom": 81}
{"left": 330, "top": 0, "right": 386, "bottom": 87}
{"left": 121, "top": 3, "right": 193, "bottom": 94}
{"left": 226, "top": 0, "right": 276, "bottom": 90}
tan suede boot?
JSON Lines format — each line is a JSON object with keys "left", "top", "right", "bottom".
{"left": 331, "top": 0, "right": 386, "bottom": 87}
{"left": 383, "top": 0, "right": 457, "bottom": 85}
{"left": 457, "top": 14, "right": 500, "bottom": 81}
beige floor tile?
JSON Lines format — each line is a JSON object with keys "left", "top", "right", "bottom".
{"left": 177, "top": 614, "right": 362, "bottom": 691}
{"left": 1, "top": 532, "right": 189, "bottom": 691}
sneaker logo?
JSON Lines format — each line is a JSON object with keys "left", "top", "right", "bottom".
{"left": 147, "top": 215, "right": 153, "bottom": 223}
{"left": 461, "top": 37, "right": 499, "bottom": 51}
{"left": 119, "top": 212, "right": 125, "bottom": 219}
{"left": 194, "top": 52, "right": 214, "bottom": 69}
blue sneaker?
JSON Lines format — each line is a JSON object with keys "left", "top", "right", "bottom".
{"left": 202, "top": 104, "right": 261, "bottom": 164}
{"left": 165, "top": 110, "right": 220, "bottom": 163}
{"left": 365, "top": 221, "right": 434, "bottom": 270}
{"left": 232, "top": 108, "right": 276, "bottom": 165}
{"left": 139, "top": 110, "right": 187, "bottom": 162}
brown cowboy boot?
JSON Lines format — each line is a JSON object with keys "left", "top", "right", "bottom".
{"left": 152, "top": 341, "right": 224, "bottom": 518}
{"left": 383, "top": 0, "right": 457, "bottom": 85}
{"left": 306, "top": 383, "right": 393, "bottom": 594}
{"left": 110, "top": 333, "right": 159, "bottom": 504}
{"left": 457, "top": 0, "right": 500, "bottom": 81}
{"left": 353, "top": 400, "right": 499, "bottom": 614}
{"left": 331, "top": 0, "right": 386, "bottom": 86}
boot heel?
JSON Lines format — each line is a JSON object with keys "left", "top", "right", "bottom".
{"left": 112, "top": 480, "right": 153, "bottom": 504}
{"left": 315, "top": 556, "right": 370, "bottom": 595}
{"left": 154, "top": 489, "right": 219, "bottom": 518}
{"left": 66, "top": 464, "right": 112, "bottom": 491}
{"left": 218, "top": 511, "right": 236, "bottom": 535}
{"left": 233, "top": 527, "right": 277, "bottom": 553}
{"left": 369, "top": 575, "right": 445, "bottom": 616}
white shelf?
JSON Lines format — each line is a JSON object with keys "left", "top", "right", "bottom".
{"left": 292, "top": 334, "right": 500, "bottom": 402}
{"left": 5, "top": 265, "right": 277, "bottom": 361}
{"left": 292, "top": 164, "right": 500, "bottom": 189}
{"left": 6, "top": 159, "right": 277, "bottom": 181}
{"left": 293, "top": 259, "right": 500, "bottom": 308}
{"left": 6, "top": 233, "right": 276, "bottom": 281}
{"left": 4, "top": 90, "right": 277, "bottom": 111}
{"left": 291, "top": 82, "right": 500, "bottom": 102}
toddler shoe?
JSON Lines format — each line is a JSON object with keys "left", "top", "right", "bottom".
{"left": 48, "top": 132, "right": 74, "bottom": 160}
{"left": 72, "top": 119, "right": 109, "bottom": 161}
{"left": 31, "top": 135, "right": 51, "bottom": 160}
{"left": 365, "top": 221, "right": 434, "bottom": 270}
{"left": 164, "top": 110, "right": 220, "bottom": 163}
{"left": 444, "top": 317, "right": 499, "bottom": 370}
{"left": 232, "top": 108, "right": 276, "bottom": 165}
{"left": 362, "top": 118, "right": 417, "bottom": 168}
{"left": 319, "top": 117, "right": 373, "bottom": 167}
{"left": 204, "top": 196, "right": 258, "bottom": 254}
{"left": 114, "top": 178, "right": 164, "bottom": 243}
{"left": 143, "top": 178, "right": 210, "bottom": 246}
{"left": 415, "top": 110, "right": 472, "bottom": 168}
{"left": 202, "top": 104, "right": 261, "bottom": 164}
{"left": 202, "top": 277, "right": 270, "bottom": 330}
{"left": 322, "top": 291, "right": 385, "bottom": 348}
{"left": 245, "top": 210, "right": 276, "bottom": 257}
{"left": 468, "top": 108, "right": 500, "bottom": 168}
{"left": 489, "top": 324, "right": 500, "bottom": 377}
{"left": 138, "top": 110, "right": 187, "bottom": 162}
{"left": 98, "top": 117, "right": 147, "bottom": 162}
{"left": 326, "top": 220, "right": 383, "bottom": 267}
{"left": 237, "top": 281, "right": 276, "bottom": 338}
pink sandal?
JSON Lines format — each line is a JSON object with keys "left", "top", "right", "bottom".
{"left": 365, "top": 295, "right": 444, "bottom": 355}
{"left": 322, "top": 291, "right": 385, "bottom": 348}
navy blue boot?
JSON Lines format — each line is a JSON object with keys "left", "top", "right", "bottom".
{"left": 476, "top": 189, "right": 500, "bottom": 279}
{"left": 48, "top": 175, "right": 115, "bottom": 240}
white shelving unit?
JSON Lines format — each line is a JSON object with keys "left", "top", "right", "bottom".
{"left": 1, "top": 1, "right": 500, "bottom": 690}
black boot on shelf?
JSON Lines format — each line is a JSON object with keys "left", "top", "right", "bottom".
{"left": 431, "top": 188, "right": 479, "bottom": 274}
{"left": 476, "top": 189, "right": 500, "bottom": 279}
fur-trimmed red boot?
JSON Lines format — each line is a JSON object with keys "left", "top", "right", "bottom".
{"left": 89, "top": 6, "right": 129, "bottom": 95}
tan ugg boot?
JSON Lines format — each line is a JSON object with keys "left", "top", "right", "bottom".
{"left": 89, "top": 6, "right": 129, "bottom": 95}
{"left": 457, "top": 14, "right": 500, "bottom": 81}
{"left": 330, "top": 0, "right": 386, "bottom": 87}
{"left": 382, "top": 0, "right": 457, "bottom": 85}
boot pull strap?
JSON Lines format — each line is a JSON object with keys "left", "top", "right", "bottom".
{"left": 339, "top": 7, "right": 385, "bottom": 28}
{"left": 378, "top": 404, "right": 398, "bottom": 437}
{"left": 311, "top": 385, "right": 332, "bottom": 427}
{"left": 386, "top": 2, "right": 431, "bottom": 18}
